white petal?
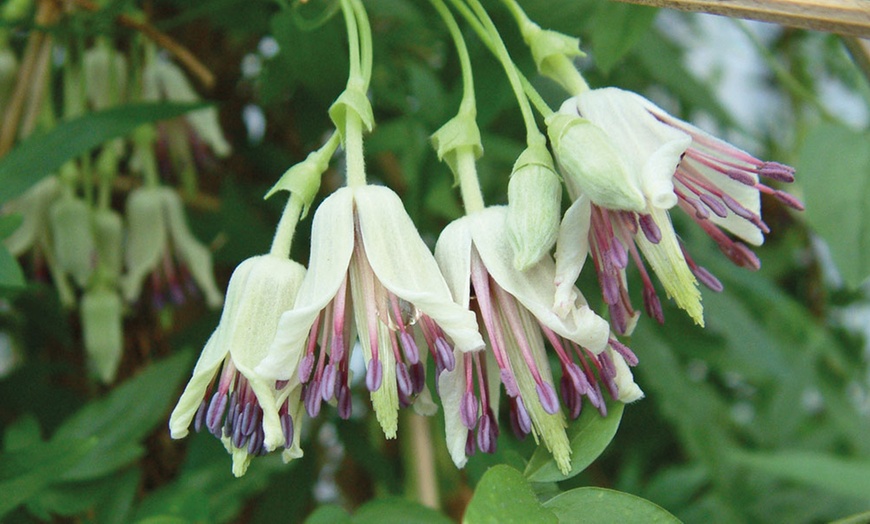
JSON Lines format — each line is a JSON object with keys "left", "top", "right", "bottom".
{"left": 438, "top": 350, "right": 469, "bottom": 468}
{"left": 355, "top": 185, "right": 484, "bottom": 354}
{"left": 576, "top": 88, "right": 691, "bottom": 210}
{"left": 611, "top": 349, "right": 644, "bottom": 403}
{"left": 168, "top": 331, "right": 226, "bottom": 439}
{"left": 4, "top": 176, "right": 60, "bottom": 256}
{"left": 553, "top": 196, "right": 591, "bottom": 317}
{"left": 469, "top": 207, "right": 609, "bottom": 353}
{"left": 123, "top": 187, "right": 167, "bottom": 302}
{"left": 434, "top": 217, "right": 473, "bottom": 309}
{"left": 256, "top": 188, "right": 355, "bottom": 381}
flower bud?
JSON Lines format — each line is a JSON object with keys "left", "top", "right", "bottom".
{"left": 93, "top": 208, "right": 124, "bottom": 280}
{"left": 49, "top": 195, "right": 95, "bottom": 288}
{"left": 507, "top": 146, "right": 562, "bottom": 270}
{"left": 4, "top": 176, "right": 60, "bottom": 256}
{"left": 546, "top": 105, "right": 645, "bottom": 212}
{"left": 84, "top": 43, "right": 127, "bottom": 110}
{"left": 123, "top": 187, "right": 167, "bottom": 302}
{"left": 81, "top": 288, "right": 124, "bottom": 383}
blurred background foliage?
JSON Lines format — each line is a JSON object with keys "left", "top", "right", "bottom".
{"left": 1, "top": 0, "right": 869, "bottom": 522}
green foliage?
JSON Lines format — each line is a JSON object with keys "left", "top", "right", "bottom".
{"left": 543, "top": 487, "right": 681, "bottom": 523}
{"left": 464, "top": 465, "right": 557, "bottom": 524}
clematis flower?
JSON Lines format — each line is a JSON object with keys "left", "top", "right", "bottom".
{"left": 255, "top": 185, "right": 484, "bottom": 439}
{"left": 435, "top": 206, "right": 642, "bottom": 473}
{"left": 550, "top": 87, "right": 802, "bottom": 333}
{"left": 169, "top": 254, "right": 306, "bottom": 476}
{"left": 122, "top": 185, "right": 223, "bottom": 310}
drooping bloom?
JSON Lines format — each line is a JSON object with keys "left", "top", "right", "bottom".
{"left": 549, "top": 87, "right": 802, "bottom": 333}
{"left": 122, "top": 185, "right": 223, "bottom": 310}
{"left": 256, "top": 185, "right": 484, "bottom": 438}
{"left": 169, "top": 254, "right": 306, "bottom": 476}
{"left": 435, "top": 206, "right": 642, "bottom": 473}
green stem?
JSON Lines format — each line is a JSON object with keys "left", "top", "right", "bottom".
{"left": 429, "top": 0, "right": 476, "bottom": 111}
{"left": 456, "top": 147, "right": 484, "bottom": 213}
{"left": 351, "top": 0, "right": 373, "bottom": 90}
{"left": 270, "top": 193, "right": 304, "bottom": 258}
{"left": 339, "top": 0, "right": 363, "bottom": 89}
{"left": 345, "top": 109, "right": 366, "bottom": 188}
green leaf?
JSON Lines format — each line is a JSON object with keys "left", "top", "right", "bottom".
{"left": 524, "top": 402, "right": 624, "bottom": 483}
{"left": 0, "top": 102, "right": 206, "bottom": 205}
{"left": 0, "top": 214, "right": 23, "bottom": 239}
{"left": 588, "top": 2, "right": 658, "bottom": 74}
{"left": 354, "top": 497, "right": 452, "bottom": 524}
{"left": 0, "top": 245, "right": 25, "bottom": 289}
{"left": 0, "top": 436, "right": 97, "bottom": 517}
{"left": 304, "top": 505, "right": 353, "bottom": 524}
{"left": 464, "top": 465, "right": 558, "bottom": 524}
{"left": 51, "top": 350, "right": 194, "bottom": 481}
{"left": 3, "top": 414, "right": 41, "bottom": 452}
{"left": 543, "top": 487, "right": 681, "bottom": 523}
{"left": 800, "top": 123, "right": 870, "bottom": 289}
{"left": 731, "top": 450, "right": 870, "bottom": 501}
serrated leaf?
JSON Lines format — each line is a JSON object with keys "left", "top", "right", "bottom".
{"left": 51, "top": 350, "right": 193, "bottom": 481}
{"left": 731, "top": 450, "right": 870, "bottom": 501}
{"left": 0, "top": 102, "right": 206, "bottom": 205}
{"left": 464, "top": 465, "right": 557, "bottom": 524}
{"left": 524, "top": 402, "right": 624, "bottom": 483}
{"left": 0, "top": 436, "right": 97, "bottom": 517}
{"left": 543, "top": 487, "right": 681, "bottom": 523}
{"left": 588, "top": 2, "right": 658, "bottom": 74}
{"left": 354, "top": 497, "right": 452, "bottom": 524}
{"left": 800, "top": 123, "right": 870, "bottom": 289}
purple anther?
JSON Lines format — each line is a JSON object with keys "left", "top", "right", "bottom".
{"left": 465, "top": 430, "right": 476, "bottom": 457}
{"left": 396, "top": 362, "right": 413, "bottom": 397}
{"left": 500, "top": 369, "right": 519, "bottom": 398}
{"left": 320, "top": 363, "right": 337, "bottom": 402}
{"left": 205, "top": 392, "right": 228, "bottom": 436}
{"left": 232, "top": 417, "right": 246, "bottom": 449}
{"left": 241, "top": 403, "right": 255, "bottom": 436}
{"left": 609, "top": 303, "right": 629, "bottom": 336}
{"left": 699, "top": 194, "right": 728, "bottom": 218}
{"left": 247, "top": 426, "right": 264, "bottom": 455}
{"left": 400, "top": 331, "right": 420, "bottom": 365}
{"left": 692, "top": 265, "right": 723, "bottom": 292}
{"left": 194, "top": 399, "right": 207, "bottom": 433}
{"left": 435, "top": 337, "right": 455, "bottom": 372}
{"left": 586, "top": 382, "right": 603, "bottom": 410}
{"left": 338, "top": 384, "right": 352, "bottom": 419}
{"left": 618, "top": 210, "right": 638, "bottom": 234}
{"left": 366, "top": 360, "right": 383, "bottom": 392}
{"left": 536, "top": 382, "right": 560, "bottom": 415}
{"left": 759, "top": 161, "right": 795, "bottom": 183}
{"left": 461, "top": 390, "right": 479, "bottom": 429}
{"left": 610, "top": 238, "right": 628, "bottom": 269}
{"left": 773, "top": 190, "right": 804, "bottom": 211}
{"left": 514, "top": 397, "right": 532, "bottom": 435}
{"left": 410, "top": 362, "right": 426, "bottom": 394}
{"left": 560, "top": 374, "right": 575, "bottom": 408}
{"left": 732, "top": 242, "right": 761, "bottom": 270}
{"left": 280, "top": 411, "right": 294, "bottom": 449}
{"left": 722, "top": 194, "right": 755, "bottom": 221}
{"left": 298, "top": 354, "right": 315, "bottom": 383}
{"left": 643, "top": 286, "right": 664, "bottom": 324}
{"left": 476, "top": 410, "right": 498, "bottom": 454}
{"left": 331, "top": 333, "right": 345, "bottom": 363}
{"left": 639, "top": 214, "right": 662, "bottom": 244}
{"left": 305, "top": 380, "right": 323, "bottom": 417}
{"left": 600, "top": 362, "right": 619, "bottom": 400}
{"left": 687, "top": 197, "right": 710, "bottom": 219}
{"left": 564, "top": 363, "right": 588, "bottom": 394}
{"left": 725, "top": 169, "right": 757, "bottom": 186}
{"left": 609, "top": 338, "right": 639, "bottom": 367}
{"left": 599, "top": 351, "right": 616, "bottom": 379}
{"left": 600, "top": 271, "right": 621, "bottom": 306}
{"left": 398, "top": 388, "right": 412, "bottom": 408}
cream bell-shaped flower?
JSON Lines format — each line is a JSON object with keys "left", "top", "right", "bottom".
{"left": 169, "top": 254, "right": 306, "bottom": 477}
{"left": 434, "top": 207, "right": 641, "bottom": 474}
{"left": 123, "top": 186, "right": 223, "bottom": 309}
{"left": 256, "top": 185, "right": 484, "bottom": 439}
{"left": 552, "top": 87, "right": 801, "bottom": 333}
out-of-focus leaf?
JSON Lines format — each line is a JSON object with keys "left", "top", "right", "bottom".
{"left": 0, "top": 246, "right": 25, "bottom": 289}
{"left": 2, "top": 414, "right": 41, "bottom": 451}
{"left": 588, "top": 2, "right": 658, "bottom": 74}
{"left": 0, "top": 436, "right": 96, "bottom": 517}
{"left": 304, "top": 505, "right": 353, "bottom": 524}
{"left": 832, "top": 510, "right": 870, "bottom": 524}
{"left": 524, "top": 403, "right": 624, "bottom": 483}
{"left": 354, "top": 497, "right": 453, "bottom": 524}
{"left": 26, "top": 468, "right": 141, "bottom": 519}
{"left": 0, "top": 214, "right": 23, "bottom": 238}
{"left": 135, "top": 517, "right": 190, "bottom": 524}
{"left": 800, "top": 123, "right": 870, "bottom": 289}
{"left": 544, "top": 487, "right": 681, "bottom": 523}
{"left": 731, "top": 450, "right": 870, "bottom": 501}
{"left": 464, "top": 465, "right": 557, "bottom": 524}
{"left": 51, "top": 350, "right": 193, "bottom": 481}
{"left": 0, "top": 103, "right": 206, "bottom": 204}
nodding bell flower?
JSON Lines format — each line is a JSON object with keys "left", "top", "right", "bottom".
{"left": 122, "top": 186, "right": 223, "bottom": 310}
{"left": 255, "top": 185, "right": 484, "bottom": 439}
{"left": 434, "top": 206, "right": 641, "bottom": 473}
{"left": 84, "top": 42, "right": 127, "bottom": 110}
{"left": 80, "top": 287, "right": 124, "bottom": 383}
{"left": 550, "top": 87, "right": 802, "bottom": 333}
{"left": 169, "top": 254, "right": 306, "bottom": 477}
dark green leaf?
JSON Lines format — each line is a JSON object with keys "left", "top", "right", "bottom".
{"left": 731, "top": 450, "right": 870, "bottom": 501}
{"left": 3, "top": 414, "right": 41, "bottom": 452}
{"left": 51, "top": 350, "right": 194, "bottom": 481}
{"left": 0, "top": 437, "right": 97, "bottom": 517}
{"left": 800, "top": 123, "right": 870, "bottom": 288}
{"left": 543, "top": 487, "right": 681, "bottom": 523}
{"left": 304, "top": 505, "right": 352, "bottom": 524}
{"left": 0, "top": 245, "right": 25, "bottom": 289}
{"left": 524, "top": 403, "right": 624, "bottom": 483}
{"left": 588, "top": 3, "right": 658, "bottom": 74}
{"left": 464, "top": 465, "right": 557, "bottom": 524}
{"left": 354, "top": 497, "right": 452, "bottom": 524}
{"left": 0, "top": 102, "right": 206, "bottom": 204}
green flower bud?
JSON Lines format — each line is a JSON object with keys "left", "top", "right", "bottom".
{"left": 507, "top": 146, "right": 562, "bottom": 271}
{"left": 546, "top": 110, "right": 645, "bottom": 212}
{"left": 123, "top": 187, "right": 166, "bottom": 302}
{"left": 84, "top": 43, "right": 127, "bottom": 110}
{"left": 49, "top": 195, "right": 95, "bottom": 288}
{"left": 81, "top": 288, "right": 124, "bottom": 383}
{"left": 93, "top": 208, "right": 124, "bottom": 281}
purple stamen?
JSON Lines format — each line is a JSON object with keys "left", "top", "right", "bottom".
{"left": 194, "top": 399, "right": 207, "bottom": 433}
{"left": 435, "top": 337, "right": 455, "bottom": 372}
{"left": 410, "top": 362, "right": 426, "bottom": 394}
{"left": 232, "top": 416, "right": 246, "bottom": 448}
{"left": 338, "top": 383, "right": 352, "bottom": 419}
{"left": 643, "top": 285, "right": 664, "bottom": 324}
{"left": 699, "top": 194, "right": 728, "bottom": 218}
{"left": 305, "top": 380, "right": 323, "bottom": 417}
{"left": 722, "top": 194, "right": 756, "bottom": 221}
{"left": 610, "top": 238, "right": 628, "bottom": 268}
{"left": 536, "top": 382, "right": 560, "bottom": 415}
{"left": 298, "top": 354, "right": 315, "bottom": 384}
{"left": 461, "top": 390, "right": 479, "bottom": 429}
{"left": 560, "top": 376, "right": 582, "bottom": 420}
{"left": 396, "top": 362, "right": 413, "bottom": 397}
{"left": 366, "top": 360, "right": 383, "bottom": 392}
{"left": 465, "top": 430, "right": 476, "bottom": 456}
{"left": 476, "top": 409, "right": 498, "bottom": 454}
{"left": 247, "top": 426, "right": 264, "bottom": 455}
{"left": 205, "top": 392, "right": 227, "bottom": 436}
{"left": 759, "top": 161, "right": 795, "bottom": 183}
{"left": 241, "top": 403, "right": 255, "bottom": 436}
{"left": 638, "top": 214, "right": 662, "bottom": 244}
{"left": 692, "top": 265, "right": 723, "bottom": 292}
{"left": 399, "top": 331, "right": 420, "bottom": 365}
{"left": 514, "top": 396, "right": 532, "bottom": 435}
{"left": 500, "top": 369, "right": 519, "bottom": 398}
{"left": 773, "top": 190, "right": 804, "bottom": 211}
{"left": 280, "top": 411, "right": 294, "bottom": 449}
{"left": 724, "top": 169, "right": 757, "bottom": 186}
{"left": 609, "top": 338, "right": 638, "bottom": 367}
{"left": 320, "top": 363, "right": 337, "bottom": 402}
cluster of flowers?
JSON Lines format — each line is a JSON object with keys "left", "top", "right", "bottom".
{"left": 167, "top": 0, "right": 801, "bottom": 477}
{"left": 2, "top": 16, "right": 231, "bottom": 383}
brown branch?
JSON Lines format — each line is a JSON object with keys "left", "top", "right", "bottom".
{"left": 610, "top": 0, "right": 870, "bottom": 37}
